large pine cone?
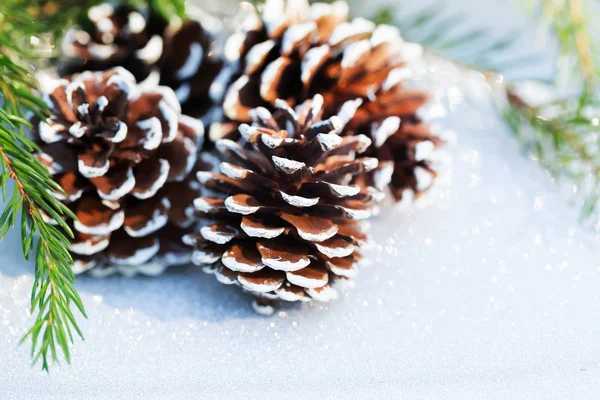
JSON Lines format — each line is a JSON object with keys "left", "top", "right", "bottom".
{"left": 185, "top": 95, "right": 379, "bottom": 314}
{"left": 34, "top": 67, "right": 205, "bottom": 277}
{"left": 61, "top": 3, "right": 223, "bottom": 117}
{"left": 211, "top": 0, "right": 443, "bottom": 201}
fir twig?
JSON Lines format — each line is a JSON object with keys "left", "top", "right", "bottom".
{"left": 0, "top": 1, "right": 95, "bottom": 371}
{"left": 382, "top": 0, "right": 600, "bottom": 221}
{"left": 497, "top": 0, "right": 600, "bottom": 221}
{"left": 502, "top": 88, "right": 600, "bottom": 221}
{"left": 0, "top": 44, "right": 86, "bottom": 371}
{"left": 0, "top": 0, "right": 186, "bottom": 371}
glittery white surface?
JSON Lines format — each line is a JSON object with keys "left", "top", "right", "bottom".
{"left": 2, "top": 1, "right": 600, "bottom": 399}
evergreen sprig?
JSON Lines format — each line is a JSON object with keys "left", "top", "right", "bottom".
{"left": 384, "top": 0, "right": 600, "bottom": 222}
{"left": 502, "top": 88, "right": 600, "bottom": 221}
{"left": 0, "top": 0, "right": 185, "bottom": 371}
{"left": 498, "top": 0, "right": 600, "bottom": 222}
{"left": 0, "top": 0, "right": 95, "bottom": 372}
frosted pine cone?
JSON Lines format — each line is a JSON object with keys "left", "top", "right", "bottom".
{"left": 60, "top": 4, "right": 167, "bottom": 82}
{"left": 185, "top": 95, "right": 379, "bottom": 314}
{"left": 61, "top": 3, "right": 223, "bottom": 116}
{"left": 211, "top": 0, "right": 443, "bottom": 201}
{"left": 158, "top": 19, "right": 224, "bottom": 117}
{"left": 35, "top": 67, "right": 205, "bottom": 277}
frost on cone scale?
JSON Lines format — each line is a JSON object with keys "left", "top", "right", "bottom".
{"left": 34, "top": 67, "right": 207, "bottom": 277}
{"left": 185, "top": 95, "right": 381, "bottom": 314}
{"left": 60, "top": 3, "right": 223, "bottom": 118}
{"left": 210, "top": 0, "right": 445, "bottom": 202}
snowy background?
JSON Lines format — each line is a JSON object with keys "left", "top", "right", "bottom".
{"left": 2, "top": 1, "right": 600, "bottom": 399}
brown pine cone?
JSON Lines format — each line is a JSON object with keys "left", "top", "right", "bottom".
{"left": 34, "top": 67, "right": 205, "bottom": 277}
{"left": 60, "top": 4, "right": 167, "bottom": 82}
{"left": 184, "top": 95, "right": 380, "bottom": 314}
{"left": 211, "top": 0, "right": 443, "bottom": 201}
{"left": 158, "top": 19, "right": 224, "bottom": 117}
{"left": 61, "top": 3, "right": 223, "bottom": 117}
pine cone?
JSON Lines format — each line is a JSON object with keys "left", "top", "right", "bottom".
{"left": 34, "top": 67, "right": 205, "bottom": 276}
{"left": 60, "top": 4, "right": 167, "bottom": 82}
{"left": 185, "top": 95, "right": 379, "bottom": 314}
{"left": 61, "top": 3, "right": 223, "bottom": 117}
{"left": 211, "top": 0, "right": 443, "bottom": 201}
{"left": 158, "top": 19, "right": 224, "bottom": 117}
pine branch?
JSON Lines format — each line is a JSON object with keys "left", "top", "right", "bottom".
{"left": 374, "top": 0, "right": 600, "bottom": 221}
{"left": 495, "top": 0, "right": 600, "bottom": 221}
{"left": 501, "top": 87, "right": 600, "bottom": 221}
{"left": 0, "top": 0, "right": 186, "bottom": 371}
{"left": 0, "top": 43, "right": 86, "bottom": 371}
{"left": 0, "top": 0, "right": 92, "bottom": 365}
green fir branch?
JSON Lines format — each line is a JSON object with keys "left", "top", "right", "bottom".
{"left": 0, "top": 0, "right": 186, "bottom": 371}
{"left": 0, "top": 43, "right": 86, "bottom": 371}
{"left": 0, "top": 0, "right": 94, "bottom": 371}
{"left": 381, "top": 0, "right": 600, "bottom": 221}
{"left": 496, "top": 0, "right": 600, "bottom": 221}
{"left": 502, "top": 87, "right": 600, "bottom": 221}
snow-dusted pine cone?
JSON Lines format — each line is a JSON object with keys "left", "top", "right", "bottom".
{"left": 211, "top": 0, "right": 443, "bottom": 201}
{"left": 185, "top": 95, "right": 379, "bottom": 314}
{"left": 158, "top": 19, "right": 224, "bottom": 117}
{"left": 60, "top": 4, "right": 167, "bottom": 82}
{"left": 34, "top": 67, "right": 205, "bottom": 277}
{"left": 61, "top": 3, "right": 223, "bottom": 117}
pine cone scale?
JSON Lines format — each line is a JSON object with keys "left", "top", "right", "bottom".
{"left": 89, "top": 163, "right": 134, "bottom": 200}
{"left": 240, "top": 216, "right": 285, "bottom": 239}
{"left": 286, "top": 266, "right": 329, "bottom": 289}
{"left": 73, "top": 195, "right": 124, "bottom": 236}
{"left": 131, "top": 157, "right": 170, "bottom": 199}
{"left": 237, "top": 269, "right": 285, "bottom": 293}
{"left": 256, "top": 239, "right": 310, "bottom": 271}
{"left": 71, "top": 232, "right": 110, "bottom": 256}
